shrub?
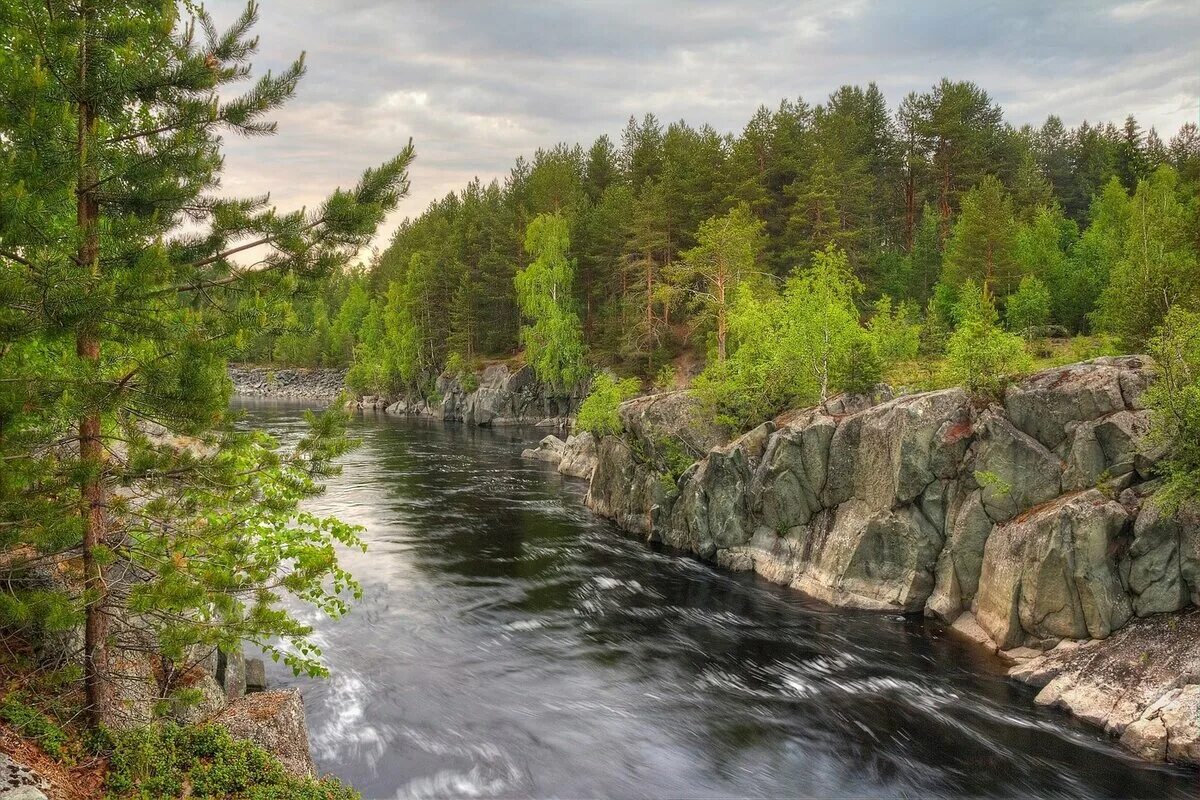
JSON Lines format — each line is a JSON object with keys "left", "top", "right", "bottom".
{"left": 0, "top": 694, "right": 68, "bottom": 759}
{"left": 841, "top": 335, "right": 883, "bottom": 395}
{"left": 868, "top": 296, "right": 921, "bottom": 363}
{"left": 1144, "top": 307, "right": 1200, "bottom": 509}
{"left": 104, "top": 723, "right": 358, "bottom": 800}
{"left": 943, "top": 285, "right": 1031, "bottom": 399}
{"left": 575, "top": 374, "right": 640, "bottom": 437}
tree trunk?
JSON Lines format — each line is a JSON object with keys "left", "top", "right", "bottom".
{"left": 716, "top": 270, "right": 727, "bottom": 364}
{"left": 76, "top": 2, "right": 111, "bottom": 728}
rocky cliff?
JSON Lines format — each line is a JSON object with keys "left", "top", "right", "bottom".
{"left": 584, "top": 356, "right": 1200, "bottom": 766}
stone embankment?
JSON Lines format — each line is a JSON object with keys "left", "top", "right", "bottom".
{"left": 228, "top": 364, "right": 347, "bottom": 401}
{"left": 581, "top": 356, "right": 1200, "bottom": 767}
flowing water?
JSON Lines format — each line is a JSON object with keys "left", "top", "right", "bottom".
{"left": 237, "top": 400, "right": 1196, "bottom": 799}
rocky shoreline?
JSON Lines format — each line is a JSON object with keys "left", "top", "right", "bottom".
{"left": 571, "top": 356, "right": 1200, "bottom": 768}
{"left": 228, "top": 364, "right": 347, "bottom": 401}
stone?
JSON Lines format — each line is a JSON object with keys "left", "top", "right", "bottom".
{"left": 822, "top": 388, "right": 972, "bottom": 511}
{"left": 947, "top": 611, "right": 997, "bottom": 652}
{"left": 557, "top": 432, "right": 599, "bottom": 479}
{"left": 171, "top": 672, "right": 228, "bottom": 725}
{"left": 1003, "top": 360, "right": 1133, "bottom": 450}
{"left": 926, "top": 488, "right": 993, "bottom": 621}
{"left": 520, "top": 435, "right": 567, "bottom": 466}
{"left": 1160, "top": 684, "right": 1200, "bottom": 763}
{"left": 216, "top": 689, "right": 316, "bottom": 779}
{"left": 1123, "top": 500, "right": 1189, "bottom": 617}
{"left": 749, "top": 413, "right": 835, "bottom": 534}
{"left": 972, "top": 410, "right": 1062, "bottom": 523}
{"left": 793, "top": 500, "right": 942, "bottom": 612}
{"left": 617, "top": 391, "right": 726, "bottom": 462}
{"left": 974, "top": 490, "right": 1132, "bottom": 649}
{"left": 585, "top": 436, "right": 672, "bottom": 537}
{"left": 246, "top": 658, "right": 268, "bottom": 693}
{"left": 1120, "top": 715, "right": 1168, "bottom": 762}
{"left": 666, "top": 446, "right": 753, "bottom": 558}
{"left": 0, "top": 754, "right": 49, "bottom": 800}
{"left": 1008, "top": 608, "right": 1200, "bottom": 751}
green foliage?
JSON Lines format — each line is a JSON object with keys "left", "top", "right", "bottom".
{"left": 1005, "top": 275, "right": 1053, "bottom": 337}
{"left": 974, "top": 470, "right": 1013, "bottom": 497}
{"left": 943, "top": 175, "right": 1021, "bottom": 296}
{"left": 843, "top": 336, "right": 884, "bottom": 395}
{"left": 676, "top": 203, "right": 764, "bottom": 362}
{"left": 1095, "top": 166, "right": 1200, "bottom": 348}
{"left": 944, "top": 285, "right": 1031, "bottom": 398}
{"left": 869, "top": 296, "right": 922, "bottom": 362}
{"left": 575, "top": 374, "right": 640, "bottom": 437}
{"left": 0, "top": 695, "right": 68, "bottom": 759}
{"left": 0, "top": 2, "right": 401, "bottom": 721}
{"left": 104, "top": 723, "right": 357, "bottom": 800}
{"left": 1144, "top": 307, "right": 1200, "bottom": 509}
{"left": 694, "top": 245, "right": 873, "bottom": 430}
{"left": 515, "top": 213, "right": 588, "bottom": 392}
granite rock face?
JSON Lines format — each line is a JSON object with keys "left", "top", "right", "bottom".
{"left": 584, "top": 357, "right": 1200, "bottom": 766}
{"left": 375, "top": 363, "right": 583, "bottom": 427}
{"left": 216, "top": 689, "right": 316, "bottom": 779}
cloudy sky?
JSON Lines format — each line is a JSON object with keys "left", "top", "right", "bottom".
{"left": 208, "top": 0, "right": 1199, "bottom": 251}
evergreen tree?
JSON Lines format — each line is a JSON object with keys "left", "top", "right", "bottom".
{"left": 677, "top": 204, "right": 764, "bottom": 364}
{"left": 0, "top": 0, "right": 410, "bottom": 725}
{"left": 942, "top": 175, "right": 1021, "bottom": 295}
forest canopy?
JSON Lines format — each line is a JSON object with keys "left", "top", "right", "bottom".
{"left": 239, "top": 80, "right": 1200, "bottom": 427}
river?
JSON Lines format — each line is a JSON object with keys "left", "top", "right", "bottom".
{"left": 236, "top": 399, "right": 1195, "bottom": 799}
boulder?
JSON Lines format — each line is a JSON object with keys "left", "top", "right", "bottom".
{"left": 170, "top": 671, "right": 227, "bottom": 726}
{"left": 665, "top": 446, "right": 753, "bottom": 558}
{"left": 971, "top": 410, "right": 1062, "bottom": 522}
{"left": 793, "top": 500, "right": 942, "bottom": 612}
{"left": 1009, "top": 609, "right": 1200, "bottom": 765}
{"left": 974, "top": 490, "right": 1132, "bottom": 649}
{"left": 822, "top": 388, "right": 972, "bottom": 511}
{"left": 0, "top": 754, "right": 49, "bottom": 800}
{"left": 216, "top": 689, "right": 316, "bottom": 779}
{"left": 748, "top": 413, "right": 836, "bottom": 534}
{"left": 617, "top": 391, "right": 726, "bottom": 462}
{"left": 520, "top": 435, "right": 567, "bottom": 466}
{"left": 245, "top": 658, "right": 268, "bottom": 693}
{"left": 926, "top": 488, "right": 993, "bottom": 621}
{"left": 1122, "top": 500, "right": 1191, "bottom": 617}
{"left": 1003, "top": 358, "right": 1147, "bottom": 450}
{"left": 557, "top": 432, "right": 599, "bottom": 479}
{"left": 585, "top": 436, "right": 672, "bottom": 537}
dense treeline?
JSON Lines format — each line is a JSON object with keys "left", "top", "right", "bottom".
{"left": 262, "top": 80, "right": 1199, "bottom": 419}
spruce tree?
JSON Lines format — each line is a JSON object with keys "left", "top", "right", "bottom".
{"left": 0, "top": 0, "right": 412, "bottom": 725}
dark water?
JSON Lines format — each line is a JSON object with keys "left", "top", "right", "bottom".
{"left": 237, "top": 400, "right": 1196, "bottom": 800}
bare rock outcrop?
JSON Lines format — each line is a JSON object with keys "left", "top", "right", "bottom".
{"left": 583, "top": 356, "right": 1200, "bottom": 766}
{"left": 216, "top": 688, "right": 316, "bottom": 779}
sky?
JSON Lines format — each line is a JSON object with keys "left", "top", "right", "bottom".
{"left": 207, "top": 0, "right": 1200, "bottom": 253}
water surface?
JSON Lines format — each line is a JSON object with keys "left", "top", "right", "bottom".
{"left": 237, "top": 400, "right": 1195, "bottom": 799}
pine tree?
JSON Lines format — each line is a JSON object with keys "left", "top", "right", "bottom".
{"left": 942, "top": 175, "right": 1021, "bottom": 295}
{"left": 0, "top": 1, "right": 410, "bottom": 726}
{"left": 677, "top": 204, "right": 764, "bottom": 364}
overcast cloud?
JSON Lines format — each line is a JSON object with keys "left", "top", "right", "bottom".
{"left": 206, "top": 0, "right": 1200, "bottom": 250}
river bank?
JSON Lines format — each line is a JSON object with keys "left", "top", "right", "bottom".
{"left": 241, "top": 400, "right": 1192, "bottom": 797}
{"left": 575, "top": 356, "right": 1200, "bottom": 769}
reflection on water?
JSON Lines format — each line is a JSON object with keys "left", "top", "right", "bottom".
{"left": 236, "top": 399, "right": 1195, "bottom": 799}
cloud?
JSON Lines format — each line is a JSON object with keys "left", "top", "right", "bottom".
{"left": 204, "top": 0, "right": 1200, "bottom": 252}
